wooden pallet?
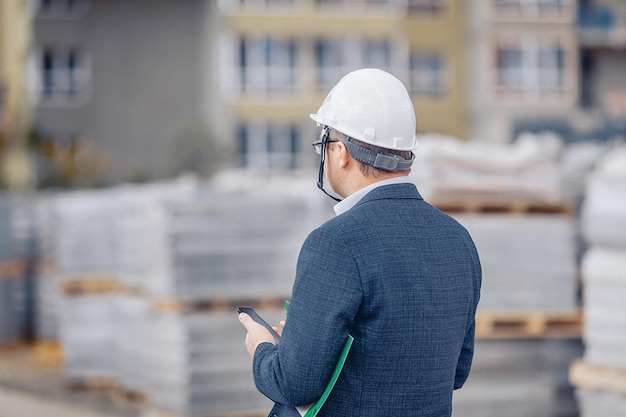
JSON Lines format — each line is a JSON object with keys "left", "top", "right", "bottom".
{"left": 66, "top": 376, "right": 118, "bottom": 393}
{"left": 569, "top": 360, "right": 626, "bottom": 396}
{"left": 0, "top": 339, "right": 28, "bottom": 352}
{"left": 146, "top": 408, "right": 269, "bottom": 417}
{"left": 475, "top": 310, "right": 582, "bottom": 339}
{"left": 151, "top": 296, "right": 288, "bottom": 314}
{"left": 430, "top": 195, "right": 574, "bottom": 214}
{"left": 61, "top": 277, "right": 126, "bottom": 295}
{"left": 37, "top": 257, "right": 57, "bottom": 274}
{"left": 109, "top": 385, "right": 148, "bottom": 405}
{"left": 31, "top": 339, "right": 64, "bottom": 367}
{"left": 0, "top": 259, "right": 26, "bottom": 278}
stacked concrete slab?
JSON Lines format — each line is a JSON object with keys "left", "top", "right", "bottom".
{"left": 146, "top": 190, "right": 310, "bottom": 301}
{"left": 407, "top": 134, "right": 587, "bottom": 416}
{"left": 50, "top": 189, "right": 125, "bottom": 381}
{"left": 451, "top": 213, "right": 578, "bottom": 312}
{"left": 453, "top": 339, "right": 582, "bottom": 417}
{"left": 575, "top": 145, "right": 626, "bottom": 416}
{"left": 59, "top": 293, "right": 120, "bottom": 380}
{"left": 142, "top": 308, "right": 284, "bottom": 416}
{"left": 0, "top": 195, "right": 31, "bottom": 344}
{"left": 42, "top": 174, "right": 329, "bottom": 416}
{"left": 132, "top": 179, "right": 319, "bottom": 415}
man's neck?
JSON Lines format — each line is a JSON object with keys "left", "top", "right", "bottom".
{"left": 344, "top": 172, "right": 409, "bottom": 197}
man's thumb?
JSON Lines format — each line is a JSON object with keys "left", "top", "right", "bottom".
{"left": 238, "top": 312, "right": 251, "bottom": 327}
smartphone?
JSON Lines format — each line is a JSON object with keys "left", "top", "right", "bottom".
{"left": 237, "top": 307, "right": 281, "bottom": 344}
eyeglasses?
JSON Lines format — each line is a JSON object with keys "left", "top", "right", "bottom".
{"left": 311, "top": 139, "right": 340, "bottom": 155}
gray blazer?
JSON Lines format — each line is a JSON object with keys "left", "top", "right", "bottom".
{"left": 252, "top": 183, "right": 481, "bottom": 417}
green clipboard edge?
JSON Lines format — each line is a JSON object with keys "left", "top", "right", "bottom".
{"left": 286, "top": 301, "right": 354, "bottom": 417}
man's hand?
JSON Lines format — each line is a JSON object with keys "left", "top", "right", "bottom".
{"left": 238, "top": 313, "right": 284, "bottom": 357}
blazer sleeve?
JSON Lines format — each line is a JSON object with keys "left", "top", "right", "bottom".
{"left": 251, "top": 225, "right": 362, "bottom": 407}
{"left": 454, "top": 240, "right": 482, "bottom": 390}
{"left": 453, "top": 320, "right": 475, "bottom": 389}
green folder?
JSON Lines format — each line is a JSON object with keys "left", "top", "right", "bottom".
{"left": 286, "top": 301, "right": 354, "bottom": 417}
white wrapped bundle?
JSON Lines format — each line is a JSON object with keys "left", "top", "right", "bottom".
{"left": 581, "top": 146, "right": 626, "bottom": 249}
{"left": 576, "top": 389, "right": 626, "bottom": 417}
{"left": 413, "top": 132, "right": 563, "bottom": 200}
{"left": 581, "top": 248, "right": 626, "bottom": 369}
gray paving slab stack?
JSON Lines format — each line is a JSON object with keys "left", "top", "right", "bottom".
{"left": 52, "top": 178, "right": 198, "bottom": 382}
{"left": 142, "top": 308, "right": 282, "bottom": 416}
{"left": 0, "top": 194, "right": 32, "bottom": 344}
{"left": 452, "top": 339, "right": 583, "bottom": 417}
{"left": 51, "top": 189, "right": 122, "bottom": 277}
{"left": 450, "top": 213, "right": 578, "bottom": 312}
{"left": 115, "top": 294, "right": 151, "bottom": 396}
{"left": 59, "top": 293, "right": 120, "bottom": 380}
{"left": 0, "top": 278, "right": 27, "bottom": 343}
{"left": 148, "top": 190, "right": 310, "bottom": 301}
{"left": 44, "top": 174, "right": 332, "bottom": 416}
{"left": 33, "top": 194, "right": 61, "bottom": 340}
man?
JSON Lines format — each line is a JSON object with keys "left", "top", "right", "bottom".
{"left": 239, "top": 68, "right": 481, "bottom": 417}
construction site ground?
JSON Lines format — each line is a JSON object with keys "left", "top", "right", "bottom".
{"left": 0, "top": 346, "right": 142, "bottom": 417}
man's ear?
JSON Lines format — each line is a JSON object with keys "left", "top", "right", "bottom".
{"left": 338, "top": 141, "right": 350, "bottom": 168}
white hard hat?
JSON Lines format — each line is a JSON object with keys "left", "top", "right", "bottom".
{"left": 310, "top": 68, "right": 418, "bottom": 151}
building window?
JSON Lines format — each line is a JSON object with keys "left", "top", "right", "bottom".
{"left": 316, "top": 40, "right": 346, "bottom": 90}
{"left": 316, "top": 0, "right": 393, "bottom": 5}
{"left": 239, "top": 37, "right": 296, "bottom": 93}
{"left": 238, "top": 123, "right": 299, "bottom": 171}
{"left": 30, "top": 46, "right": 90, "bottom": 104}
{"left": 495, "top": 37, "right": 565, "bottom": 93}
{"left": 410, "top": 52, "right": 445, "bottom": 96}
{"left": 363, "top": 39, "right": 391, "bottom": 71}
{"left": 492, "top": 0, "right": 573, "bottom": 20}
{"left": 33, "top": 0, "right": 90, "bottom": 17}
{"left": 236, "top": 0, "right": 294, "bottom": 9}
{"left": 494, "top": 0, "right": 566, "bottom": 10}
{"left": 408, "top": 0, "right": 446, "bottom": 13}
{"left": 315, "top": 38, "right": 392, "bottom": 90}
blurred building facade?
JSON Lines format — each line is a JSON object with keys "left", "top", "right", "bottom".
{"left": 467, "top": 0, "right": 626, "bottom": 143}
{"left": 12, "top": 0, "right": 626, "bottom": 185}
{"left": 27, "top": 0, "right": 224, "bottom": 184}
{"left": 467, "top": 0, "right": 580, "bottom": 143}
{"left": 0, "top": 0, "right": 33, "bottom": 189}
{"left": 215, "top": 0, "right": 467, "bottom": 172}
{"left": 577, "top": 0, "right": 626, "bottom": 141}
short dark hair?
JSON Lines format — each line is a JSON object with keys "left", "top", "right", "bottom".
{"left": 329, "top": 130, "right": 413, "bottom": 177}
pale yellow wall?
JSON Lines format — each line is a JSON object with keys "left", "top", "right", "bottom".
{"left": 226, "top": 0, "right": 467, "bottom": 140}
{"left": 0, "top": 0, "right": 33, "bottom": 189}
{"left": 0, "top": 0, "right": 31, "bottom": 144}
{"left": 408, "top": 0, "right": 466, "bottom": 139}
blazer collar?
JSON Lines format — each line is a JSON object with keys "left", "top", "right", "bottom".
{"left": 346, "top": 182, "right": 423, "bottom": 213}
{"left": 357, "top": 182, "right": 423, "bottom": 204}
{"left": 335, "top": 178, "right": 419, "bottom": 216}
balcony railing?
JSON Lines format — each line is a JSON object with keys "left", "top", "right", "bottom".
{"left": 577, "top": 4, "right": 626, "bottom": 47}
